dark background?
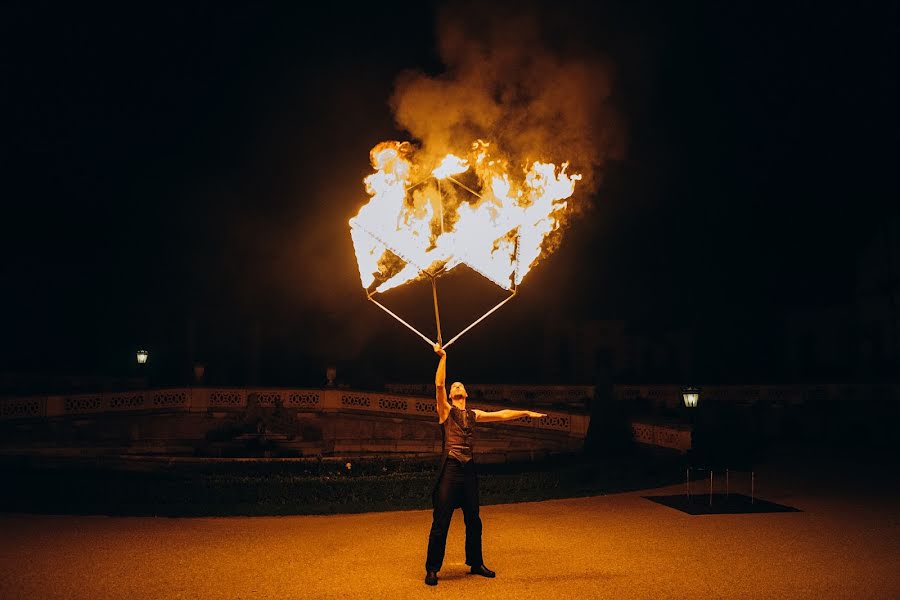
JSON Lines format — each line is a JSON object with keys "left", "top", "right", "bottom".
{"left": 1, "top": 1, "right": 896, "bottom": 390}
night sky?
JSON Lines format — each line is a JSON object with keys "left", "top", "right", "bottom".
{"left": 2, "top": 1, "right": 895, "bottom": 388}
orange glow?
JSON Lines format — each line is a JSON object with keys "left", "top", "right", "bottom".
{"left": 349, "top": 141, "right": 581, "bottom": 293}
{"left": 432, "top": 154, "right": 469, "bottom": 179}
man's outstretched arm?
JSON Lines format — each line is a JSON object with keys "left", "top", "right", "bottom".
{"left": 434, "top": 344, "right": 450, "bottom": 424}
{"left": 472, "top": 409, "right": 546, "bottom": 423}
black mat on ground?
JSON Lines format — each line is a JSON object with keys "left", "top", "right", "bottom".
{"left": 643, "top": 493, "right": 801, "bottom": 515}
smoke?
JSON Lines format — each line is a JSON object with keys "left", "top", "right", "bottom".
{"left": 298, "top": 1, "right": 627, "bottom": 366}
{"left": 389, "top": 0, "right": 624, "bottom": 201}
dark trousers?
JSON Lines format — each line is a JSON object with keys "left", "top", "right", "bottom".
{"left": 425, "top": 458, "right": 483, "bottom": 571}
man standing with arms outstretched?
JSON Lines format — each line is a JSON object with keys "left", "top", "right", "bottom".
{"left": 424, "top": 344, "right": 546, "bottom": 586}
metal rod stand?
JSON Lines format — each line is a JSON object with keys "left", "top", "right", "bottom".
{"left": 726, "top": 468, "right": 730, "bottom": 499}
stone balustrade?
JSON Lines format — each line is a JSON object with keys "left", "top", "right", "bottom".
{"left": 0, "top": 387, "right": 588, "bottom": 438}
{"left": 630, "top": 421, "right": 692, "bottom": 452}
{"left": 7, "top": 383, "right": 894, "bottom": 422}
{"left": 386, "top": 383, "right": 594, "bottom": 407}
{"left": 613, "top": 383, "right": 900, "bottom": 408}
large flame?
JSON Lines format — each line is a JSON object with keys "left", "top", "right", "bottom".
{"left": 349, "top": 141, "right": 581, "bottom": 294}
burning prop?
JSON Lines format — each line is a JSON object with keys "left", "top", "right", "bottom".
{"left": 349, "top": 140, "right": 580, "bottom": 349}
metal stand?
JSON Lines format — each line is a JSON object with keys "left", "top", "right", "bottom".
{"left": 685, "top": 467, "right": 714, "bottom": 507}
{"left": 686, "top": 467, "right": 756, "bottom": 506}
{"left": 725, "top": 468, "right": 756, "bottom": 504}
{"left": 365, "top": 277, "right": 517, "bottom": 350}
{"left": 355, "top": 173, "right": 522, "bottom": 351}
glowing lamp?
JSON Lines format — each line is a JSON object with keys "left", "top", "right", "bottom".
{"left": 136, "top": 349, "right": 149, "bottom": 365}
{"left": 682, "top": 386, "right": 700, "bottom": 408}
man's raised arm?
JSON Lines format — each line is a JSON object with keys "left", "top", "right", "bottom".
{"left": 472, "top": 409, "right": 546, "bottom": 423}
{"left": 434, "top": 344, "right": 450, "bottom": 423}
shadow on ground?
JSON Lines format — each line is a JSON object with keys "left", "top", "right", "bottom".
{"left": 644, "top": 493, "right": 801, "bottom": 515}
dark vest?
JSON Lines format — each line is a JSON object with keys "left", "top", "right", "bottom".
{"left": 443, "top": 406, "right": 476, "bottom": 463}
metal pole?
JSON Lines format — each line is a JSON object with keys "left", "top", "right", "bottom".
{"left": 709, "top": 471, "right": 714, "bottom": 507}
{"left": 726, "top": 469, "right": 730, "bottom": 499}
{"left": 366, "top": 293, "right": 435, "bottom": 347}
{"left": 447, "top": 176, "right": 484, "bottom": 199}
{"left": 350, "top": 221, "right": 429, "bottom": 279}
{"left": 431, "top": 278, "right": 443, "bottom": 346}
{"left": 442, "top": 289, "right": 517, "bottom": 350}
{"left": 685, "top": 467, "right": 691, "bottom": 500}
{"left": 751, "top": 471, "right": 755, "bottom": 504}
{"left": 407, "top": 175, "right": 434, "bottom": 192}
{"left": 437, "top": 179, "right": 444, "bottom": 235}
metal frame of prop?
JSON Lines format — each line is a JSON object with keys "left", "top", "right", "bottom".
{"left": 365, "top": 275, "right": 517, "bottom": 351}
{"left": 357, "top": 175, "right": 520, "bottom": 350}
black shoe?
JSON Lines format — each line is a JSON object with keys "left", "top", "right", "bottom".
{"left": 469, "top": 564, "right": 496, "bottom": 578}
{"left": 425, "top": 571, "right": 438, "bottom": 586}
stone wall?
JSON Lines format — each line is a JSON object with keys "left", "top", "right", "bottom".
{"left": 0, "top": 387, "right": 588, "bottom": 462}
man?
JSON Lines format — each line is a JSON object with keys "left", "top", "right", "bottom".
{"left": 424, "top": 344, "right": 546, "bottom": 586}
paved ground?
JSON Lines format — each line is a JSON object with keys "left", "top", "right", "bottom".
{"left": 1, "top": 450, "right": 898, "bottom": 599}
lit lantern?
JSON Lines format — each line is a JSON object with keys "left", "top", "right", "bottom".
{"left": 682, "top": 386, "right": 700, "bottom": 408}
{"left": 136, "top": 349, "right": 149, "bottom": 365}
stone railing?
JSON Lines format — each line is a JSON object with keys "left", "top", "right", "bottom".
{"left": 630, "top": 421, "right": 692, "bottom": 452}
{"left": 613, "top": 383, "right": 900, "bottom": 408}
{"left": 386, "top": 383, "right": 594, "bottom": 407}
{"left": 0, "top": 387, "right": 588, "bottom": 438}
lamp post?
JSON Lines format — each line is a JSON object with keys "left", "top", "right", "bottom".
{"left": 682, "top": 386, "right": 700, "bottom": 408}
{"left": 136, "top": 349, "right": 150, "bottom": 389}
{"left": 683, "top": 385, "right": 701, "bottom": 459}
{"left": 193, "top": 363, "right": 205, "bottom": 385}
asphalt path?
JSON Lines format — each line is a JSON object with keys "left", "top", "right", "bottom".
{"left": 2, "top": 454, "right": 898, "bottom": 599}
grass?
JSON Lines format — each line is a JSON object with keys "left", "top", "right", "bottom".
{"left": 0, "top": 449, "right": 685, "bottom": 517}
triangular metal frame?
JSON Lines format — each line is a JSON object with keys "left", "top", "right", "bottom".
{"left": 352, "top": 174, "right": 521, "bottom": 350}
